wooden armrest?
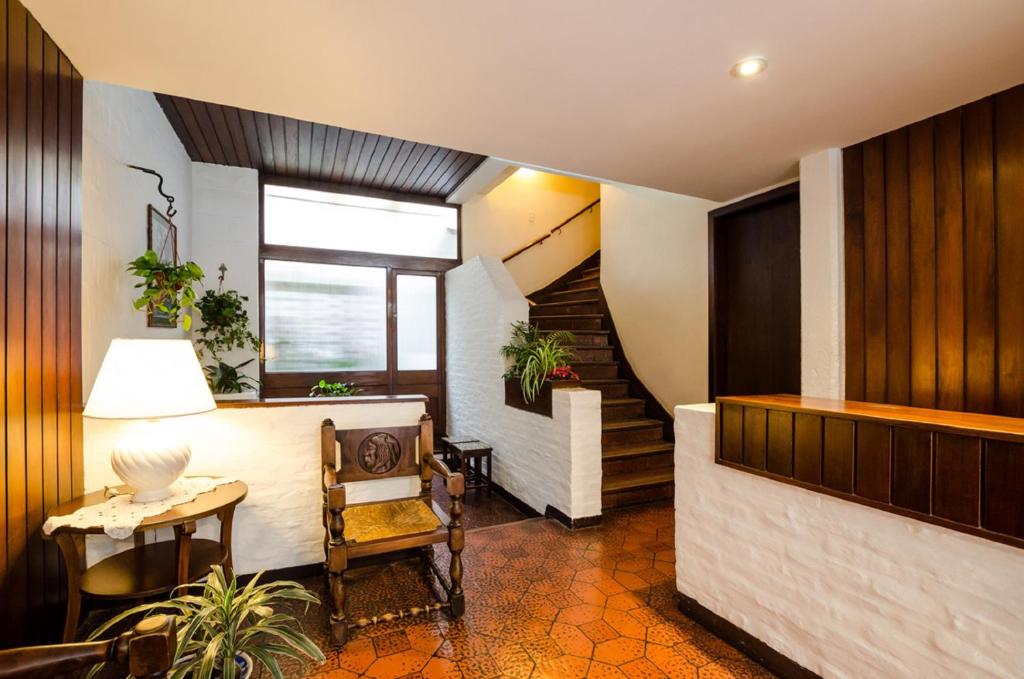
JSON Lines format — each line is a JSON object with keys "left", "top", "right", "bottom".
{"left": 0, "top": 615, "right": 176, "bottom": 679}
{"left": 322, "top": 464, "right": 338, "bottom": 492}
{"left": 426, "top": 454, "right": 464, "bottom": 495}
{"left": 426, "top": 454, "right": 454, "bottom": 478}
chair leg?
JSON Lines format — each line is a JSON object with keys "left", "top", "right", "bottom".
{"left": 447, "top": 494, "right": 466, "bottom": 618}
{"left": 327, "top": 545, "right": 349, "bottom": 646}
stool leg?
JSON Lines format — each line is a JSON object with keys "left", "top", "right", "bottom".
{"left": 486, "top": 452, "right": 492, "bottom": 492}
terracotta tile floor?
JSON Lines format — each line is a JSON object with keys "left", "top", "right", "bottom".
{"left": 280, "top": 502, "right": 773, "bottom": 679}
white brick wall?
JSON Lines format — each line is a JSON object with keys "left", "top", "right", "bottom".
{"left": 446, "top": 257, "right": 602, "bottom": 519}
{"left": 674, "top": 404, "right": 1024, "bottom": 679}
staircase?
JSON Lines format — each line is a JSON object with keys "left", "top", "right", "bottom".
{"left": 529, "top": 255, "right": 674, "bottom": 509}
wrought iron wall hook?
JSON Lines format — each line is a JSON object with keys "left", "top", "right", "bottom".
{"left": 127, "top": 164, "right": 177, "bottom": 219}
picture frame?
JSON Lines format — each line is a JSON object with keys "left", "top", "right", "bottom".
{"left": 146, "top": 204, "right": 178, "bottom": 328}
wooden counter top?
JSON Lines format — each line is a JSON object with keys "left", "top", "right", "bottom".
{"left": 717, "top": 394, "right": 1024, "bottom": 442}
{"left": 715, "top": 394, "right": 1024, "bottom": 549}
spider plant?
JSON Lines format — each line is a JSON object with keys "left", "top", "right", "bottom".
{"left": 500, "top": 320, "right": 576, "bottom": 403}
{"left": 86, "top": 565, "right": 325, "bottom": 679}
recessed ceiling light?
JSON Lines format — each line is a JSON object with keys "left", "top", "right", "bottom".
{"left": 731, "top": 56, "right": 767, "bottom": 78}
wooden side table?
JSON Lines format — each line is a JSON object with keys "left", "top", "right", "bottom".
{"left": 44, "top": 480, "right": 248, "bottom": 642}
{"left": 440, "top": 435, "right": 480, "bottom": 466}
{"left": 449, "top": 441, "right": 493, "bottom": 492}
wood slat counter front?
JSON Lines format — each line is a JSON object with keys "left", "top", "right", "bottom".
{"left": 716, "top": 395, "right": 1024, "bottom": 549}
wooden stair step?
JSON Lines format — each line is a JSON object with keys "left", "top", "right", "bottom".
{"left": 601, "top": 397, "right": 644, "bottom": 408}
{"left": 602, "top": 469, "right": 674, "bottom": 493}
{"left": 548, "top": 286, "right": 599, "bottom": 297}
{"left": 602, "top": 418, "right": 662, "bottom": 432}
{"left": 532, "top": 298, "right": 600, "bottom": 308}
{"left": 602, "top": 441, "right": 674, "bottom": 461}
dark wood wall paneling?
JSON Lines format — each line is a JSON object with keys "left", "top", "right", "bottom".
{"left": 716, "top": 395, "right": 1024, "bottom": 550}
{"left": 1, "top": 0, "right": 83, "bottom": 647}
{"left": 844, "top": 83, "right": 1024, "bottom": 418}
{"left": 154, "top": 94, "right": 485, "bottom": 200}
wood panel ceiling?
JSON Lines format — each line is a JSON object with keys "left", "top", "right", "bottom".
{"left": 155, "top": 93, "right": 486, "bottom": 200}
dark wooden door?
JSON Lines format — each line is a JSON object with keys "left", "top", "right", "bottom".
{"left": 710, "top": 184, "right": 801, "bottom": 399}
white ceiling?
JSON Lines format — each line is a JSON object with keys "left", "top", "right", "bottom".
{"left": 25, "top": 0, "right": 1024, "bottom": 201}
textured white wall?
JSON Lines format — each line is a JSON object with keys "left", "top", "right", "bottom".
{"left": 81, "top": 81, "right": 193, "bottom": 395}
{"left": 800, "top": 149, "right": 845, "bottom": 398}
{"left": 461, "top": 170, "right": 600, "bottom": 295}
{"left": 83, "top": 399, "right": 424, "bottom": 573}
{"left": 446, "top": 256, "right": 602, "bottom": 518}
{"left": 600, "top": 183, "right": 719, "bottom": 412}
{"left": 674, "top": 404, "right": 1024, "bottom": 679}
{"left": 189, "top": 163, "right": 260, "bottom": 383}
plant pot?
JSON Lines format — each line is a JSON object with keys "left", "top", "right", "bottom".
{"left": 504, "top": 377, "right": 581, "bottom": 418}
{"left": 235, "top": 652, "right": 253, "bottom": 679}
{"left": 213, "top": 391, "right": 259, "bottom": 402}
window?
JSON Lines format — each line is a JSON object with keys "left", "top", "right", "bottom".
{"left": 264, "top": 184, "right": 458, "bottom": 259}
{"left": 263, "top": 260, "right": 387, "bottom": 373}
{"left": 259, "top": 182, "right": 456, "bottom": 426}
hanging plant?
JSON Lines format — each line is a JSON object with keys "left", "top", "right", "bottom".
{"left": 128, "top": 250, "right": 204, "bottom": 330}
{"left": 194, "top": 265, "right": 260, "bottom": 361}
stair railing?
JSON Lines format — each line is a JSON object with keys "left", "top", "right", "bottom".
{"left": 502, "top": 199, "right": 600, "bottom": 264}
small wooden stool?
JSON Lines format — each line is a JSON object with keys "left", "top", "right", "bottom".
{"left": 449, "top": 440, "right": 493, "bottom": 492}
{"left": 440, "top": 435, "right": 479, "bottom": 466}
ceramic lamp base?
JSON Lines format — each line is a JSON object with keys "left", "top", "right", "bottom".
{"left": 110, "top": 420, "right": 191, "bottom": 503}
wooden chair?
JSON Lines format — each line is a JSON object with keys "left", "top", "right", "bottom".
{"left": 0, "top": 615, "right": 176, "bottom": 679}
{"left": 321, "top": 413, "right": 465, "bottom": 646}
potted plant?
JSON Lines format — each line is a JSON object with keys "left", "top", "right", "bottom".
{"left": 194, "top": 265, "right": 261, "bottom": 401}
{"left": 500, "top": 321, "right": 579, "bottom": 417}
{"left": 309, "top": 379, "right": 361, "bottom": 398}
{"left": 86, "top": 566, "right": 325, "bottom": 679}
{"left": 128, "top": 250, "right": 204, "bottom": 330}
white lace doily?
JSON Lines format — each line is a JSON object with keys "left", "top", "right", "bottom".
{"left": 43, "top": 476, "right": 237, "bottom": 540}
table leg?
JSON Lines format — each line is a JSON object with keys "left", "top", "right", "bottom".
{"left": 175, "top": 521, "right": 197, "bottom": 586}
{"left": 219, "top": 507, "right": 237, "bottom": 576}
{"left": 54, "top": 533, "right": 84, "bottom": 643}
{"left": 486, "top": 452, "right": 493, "bottom": 492}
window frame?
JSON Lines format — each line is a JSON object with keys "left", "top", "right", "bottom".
{"left": 257, "top": 174, "right": 460, "bottom": 422}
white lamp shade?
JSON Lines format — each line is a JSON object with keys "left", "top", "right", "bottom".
{"left": 85, "top": 339, "right": 216, "bottom": 419}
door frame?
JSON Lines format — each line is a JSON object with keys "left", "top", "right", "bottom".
{"left": 707, "top": 181, "right": 800, "bottom": 401}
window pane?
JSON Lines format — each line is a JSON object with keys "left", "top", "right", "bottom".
{"left": 264, "top": 260, "right": 386, "bottom": 372}
{"left": 264, "top": 184, "right": 458, "bottom": 259}
{"left": 397, "top": 275, "right": 437, "bottom": 370}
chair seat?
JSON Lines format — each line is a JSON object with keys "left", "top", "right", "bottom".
{"left": 343, "top": 498, "right": 442, "bottom": 544}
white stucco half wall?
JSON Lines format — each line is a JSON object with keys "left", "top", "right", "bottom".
{"left": 674, "top": 404, "right": 1024, "bottom": 679}
{"left": 446, "top": 256, "right": 602, "bottom": 519}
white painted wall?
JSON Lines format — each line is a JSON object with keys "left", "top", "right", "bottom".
{"left": 800, "top": 149, "right": 845, "bottom": 398}
{"left": 189, "top": 163, "right": 261, "bottom": 382}
{"left": 461, "top": 169, "right": 600, "bottom": 295}
{"left": 674, "top": 404, "right": 1024, "bottom": 679}
{"left": 446, "top": 256, "right": 602, "bottom": 519}
{"left": 82, "top": 81, "right": 193, "bottom": 395}
{"left": 83, "top": 398, "right": 424, "bottom": 573}
{"left": 600, "top": 183, "right": 720, "bottom": 412}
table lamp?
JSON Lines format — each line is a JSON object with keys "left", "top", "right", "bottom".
{"left": 85, "top": 339, "right": 216, "bottom": 502}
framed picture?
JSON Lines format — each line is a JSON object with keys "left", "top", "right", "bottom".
{"left": 146, "top": 204, "right": 178, "bottom": 328}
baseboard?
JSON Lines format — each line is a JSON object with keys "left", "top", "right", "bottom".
{"left": 490, "top": 482, "right": 542, "bottom": 518}
{"left": 676, "top": 591, "right": 819, "bottom": 679}
{"left": 238, "top": 562, "right": 322, "bottom": 585}
{"left": 544, "top": 504, "right": 602, "bottom": 529}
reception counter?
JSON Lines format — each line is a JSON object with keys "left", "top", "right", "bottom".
{"left": 674, "top": 400, "right": 1024, "bottom": 678}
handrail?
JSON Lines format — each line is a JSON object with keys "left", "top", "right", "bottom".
{"left": 502, "top": 199, "right": 600, "bottom": 263}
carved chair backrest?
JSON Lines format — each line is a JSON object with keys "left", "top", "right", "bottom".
{"left": 321, "top": 414, "right": 434, "bottom": 487}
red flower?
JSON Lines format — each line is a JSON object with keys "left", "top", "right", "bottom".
{"left": 547, "top": 366, "right": 579, "bottom": 381}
